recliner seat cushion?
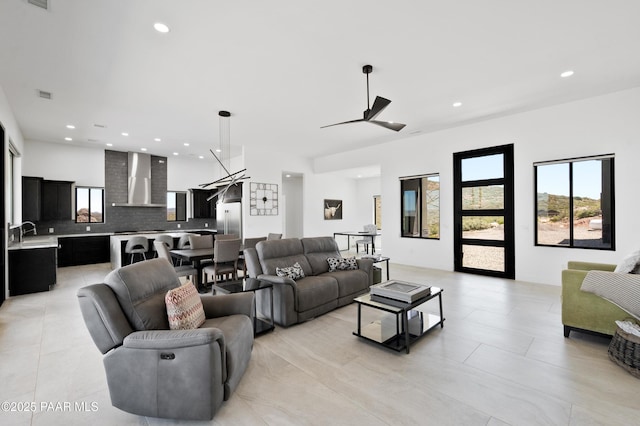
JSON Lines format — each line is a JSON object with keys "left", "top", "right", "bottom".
{"left": 322, "top": 270, "right": 369, "bottom": 297}
{"left": 294, "top": 276, "right": 339, "bottom": 312}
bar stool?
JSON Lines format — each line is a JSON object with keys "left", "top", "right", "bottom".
{"left": 125, "top": 236, "right": 149, "bottom": 264}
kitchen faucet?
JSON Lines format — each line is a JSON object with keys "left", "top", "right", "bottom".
{"left": 20, "top": 221, "right": 37, "bottom": 241}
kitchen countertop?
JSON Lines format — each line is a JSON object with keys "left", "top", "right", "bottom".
{"left": 9, "top": 229, "right": 214, "bottom": 251}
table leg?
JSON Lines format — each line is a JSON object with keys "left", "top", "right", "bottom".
{"left": 385, "top": 259, "right": 390, "bottom": 280}
{"left": 438, "top": 292, "right": 444, "bottom": 328}
{"left": 357, "top": 303, "right": 362, "bottom": 335}
{"left": 404, "top": 309, "right": 410, "bottom": 354}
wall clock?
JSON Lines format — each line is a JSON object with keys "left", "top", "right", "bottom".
{"left": 249, "top": 182, "right": 279, "bottom": 215}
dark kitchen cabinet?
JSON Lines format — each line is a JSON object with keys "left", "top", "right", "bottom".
{"left": 42, "top": 180, "right": 73, "bottom": 221}
{"left": 192, "top": 189, "right": 216, "bottom": 218}
{"left": 9, "top": 247, "right": 57, "bottom": 295}
{"left": 22, "top": 176, "right": 43, "bottom": 221}
{"left": 57, "top": 235, "right": 110, "bottom": 267}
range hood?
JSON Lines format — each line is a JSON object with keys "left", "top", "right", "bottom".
{"left": 112, "top": 152, "right": 165, "bottom": 207}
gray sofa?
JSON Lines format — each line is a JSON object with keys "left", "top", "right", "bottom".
{"left": 77, "top": 258, "right": 254, "bottom": 420}
{"left": 244, "top": 236, "right": 374, "bottom": 326}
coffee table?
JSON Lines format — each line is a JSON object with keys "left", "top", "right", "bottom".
{"left": 212, "top": 278, "right": 275, "bottom": 336}
{"left": 353, "top": 286, "right": 444, "bottom": 354}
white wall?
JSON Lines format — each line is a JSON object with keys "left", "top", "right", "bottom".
{"left": 23, "top": 140, "right": 105, "bottom": 186}
{"left": 282, "top": 174, "right": 303, "bottom": 238}
{"left": 314, "top": 87, "right": 640, "bottom": 286}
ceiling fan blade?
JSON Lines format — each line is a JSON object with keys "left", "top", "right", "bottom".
{"left": 320, "top": 118, "right": 365, "bottom": 129}
{"left": 369, "top": 120, "right": 406, "bottom": 132}
{"left": 365, "top": 96, "right": 391, "bottom": 120}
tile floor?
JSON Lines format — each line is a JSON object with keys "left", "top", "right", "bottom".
{"left": 0, "top": 260, "right": 638, "bottom": 425}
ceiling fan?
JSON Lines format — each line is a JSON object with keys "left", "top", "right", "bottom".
{"left": 321, "top": 64, "right": 406, "bottom": 132}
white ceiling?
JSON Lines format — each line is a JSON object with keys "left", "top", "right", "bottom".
{"left": 1, "top": 1, "right": 639, "bottom": 171}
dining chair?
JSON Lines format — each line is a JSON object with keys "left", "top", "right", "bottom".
{"left": 151, "top": 234, "right": 174, "bottom": 258}
{"left": 203, "top": 238, "right": 242, "bottom": 285}
{"left": 188, "top": 235, "right": 214, "bottom": 280}
{"left": 153, "top": 241, "right": 197, "bottom": 281}
{"left": 355, "top": 224, "right": 378, "bottom": 254}
{"left": 237, "top": 237, "right": 267, "bottom": 277}
{"left": 215, "top": 234, "right": 239, "bottom": 241}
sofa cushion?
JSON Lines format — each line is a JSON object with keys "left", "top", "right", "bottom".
{"left": 295, "top": 276, "right": 339, "bottom": 312}
{"left": 104, "top": 258, "right": 182, "bottom": 330}
{"left": 614, "top": 249, "right": 640, "bottom": 274}
{"left": 323, "top": 270, "right": 370, "bottom": 297}
{"left": 165, "top": 281, "right": 206, "bottom": 330}
{"left": 276, "top": 262, "right": 305, "bottom": 280}
{"left": 257, "top": 239, "right": 313, "bottom": 277}
{"left": 301, "top": 236, "right": 341, "bottom": 275}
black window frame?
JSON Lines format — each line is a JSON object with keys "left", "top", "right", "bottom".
{"left": 75, "top": 186, "right": 105, "bottom": 223}
{"left": 534, "top": 154, "right": 615, "bottom": 250}
{"left": 167, "top": 191, "right": 187, "bottom": 222}
{"left": 400, "top": 173, "right": 440, "bottom": 239}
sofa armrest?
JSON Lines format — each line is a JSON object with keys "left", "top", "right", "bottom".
{"left": 567, "top": 261, "right": 616, "bottom": 272}
{"left": 257, "top": 274, "right": 297, "bottom": 289}
{"left": 200, "top": 292, "right": 255, "bottom": 320}
{"left": 123, "top": 328, "right": 224, "bottom": 350}
{"left": 356, "top": 258, "right": 374, "bottom": 284}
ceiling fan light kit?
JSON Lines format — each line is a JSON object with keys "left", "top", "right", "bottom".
{"left": 321, "top": 64, "right": 406, "bottom": 132}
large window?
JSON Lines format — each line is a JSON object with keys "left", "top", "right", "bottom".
{"left": 76, "top": 187, "right": 104, "bottom": 223}
{"left": 400, "top": 173, "right": 440, "bottom": 239}
{"left": 535, "top": 154, "right": 614, "bottom": 250}
{"left": 167, "top": 191, "right": 187, "bottom": 221}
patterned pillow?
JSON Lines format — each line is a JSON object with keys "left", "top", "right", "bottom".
{"left": 327, "top": 257, "right": 358, "bottom": 272}
{"left": 276, "top": 262, "right": 305, "bottom": 280}
{"left": 165, "top": 281, "right": 206, "bottom": 330}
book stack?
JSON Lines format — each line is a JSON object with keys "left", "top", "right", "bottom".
{"left": 370, "top": 280, "right": 431, "bottom": 307}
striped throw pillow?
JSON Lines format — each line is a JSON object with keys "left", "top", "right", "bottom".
{"left": 165, "top": 281, "right": 206, "bottom": 330}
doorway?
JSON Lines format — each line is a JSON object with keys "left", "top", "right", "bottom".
{"left": 282, "top": 172, "right": 303, "bottom": 238}
{"left": 453, "top": 144, "right": 515, "bottom": 278}
{"left": 1, "top": 123, "right": 5, "bottom": 305}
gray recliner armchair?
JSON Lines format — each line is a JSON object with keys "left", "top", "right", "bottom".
{"left": 77, "top": 258, "right": 254, "bottom": 420}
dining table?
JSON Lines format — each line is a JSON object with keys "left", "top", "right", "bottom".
{"left": 333, "top": 231, "right": 381, "bottom": 254}
{"left": 170, "top": 248, "right": 214, "bottom": 292}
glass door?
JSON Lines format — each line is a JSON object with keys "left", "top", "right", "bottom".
{"left": 453, "top": 144, "right": 515, "bottom": 278}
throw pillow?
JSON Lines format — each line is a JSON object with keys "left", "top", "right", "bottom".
{"left": 165, "top": 281, "right": 206, "bottom": 330}
{"left": 327, "top": 257, "right": 358, "bottom": 272}
{"left": 614, "top": 249, "right": 640, "bottom": 274}
{"left": 276, "top": 262, "right": 305, "bottom": 280}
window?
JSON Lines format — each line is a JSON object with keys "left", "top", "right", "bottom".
{"left": 535, "top": 154, "right": 614, "bottom": 250}
{"left": 76, "top": 187, "right": 104, "bottom": 223}
{"left": 400, "top": 173, "right": 440, "bottom": 239}
{"left": 167, "top": 191, "right": 187, "bottom": 221}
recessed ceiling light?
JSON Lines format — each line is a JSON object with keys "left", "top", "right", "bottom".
{"left": 154, "top": 22, "right": 170, "bottom": 33}
{"left": 66, "top": 124, "right": 75, "bottom": 129}
{"left": 121, "top": 132, "right": 129, "bottom": 136}
{"left": 64, "top": 137, "right": 72, "bottom": 141}
{"left": 198, "top": 155, "right": 204, "bottom": 159}
{"left": 154, "top": 138, "right": 161, "bottom": 142}
{"left": 357, "top": 175, "right": 362, "bottom": 178}
{"left": 183, "top": 143, "right": 189, "bottom": 146}
{"left": 453, "top": 102, "right": 462, "bottom": 107}
{"left": 141, "top": 148, "right": 147, "bottom": 151}
{"left": 560, "top": 70, "right": 574, "bottom": 78}
{"left": 173, "top": 152, "right": 179, "bottom": 156}
{"left": 215, "top": 149, "right": 222, "bottom": 153}
{"left": 106, "top": 143, "right": 113, "bottom": 147}
{"left": 285, "top": 174, "right": 291, "bottom": 178}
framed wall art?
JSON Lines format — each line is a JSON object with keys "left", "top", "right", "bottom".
{"left": 324, "top": 199, "right": 342, "bottom": 220}
{"left": 250, "top": 182, "right": 279, "bottom": 215}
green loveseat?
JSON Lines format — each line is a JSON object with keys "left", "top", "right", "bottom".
{"left": 562, "top": 261, "right": 633, "bottom": 337}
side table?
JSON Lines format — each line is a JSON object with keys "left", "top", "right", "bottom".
{"left": 213, "top": 278, "right": 275, "bottom": 336}
{"left": 353, "top": 286, "right": 444, "bottom": 354}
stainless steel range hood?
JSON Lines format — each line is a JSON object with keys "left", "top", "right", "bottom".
{"left": 112, "top": 152, "right": 165, "bottom": 207}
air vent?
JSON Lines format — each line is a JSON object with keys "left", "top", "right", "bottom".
{"left": 37, "top": 90, "right": 52, "bottom": 100}
{"left": 94, "top": 123, "right": 106, "bottom": 128}
{"left": 27, "top": 0, "right": 48, "bottom": 10}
